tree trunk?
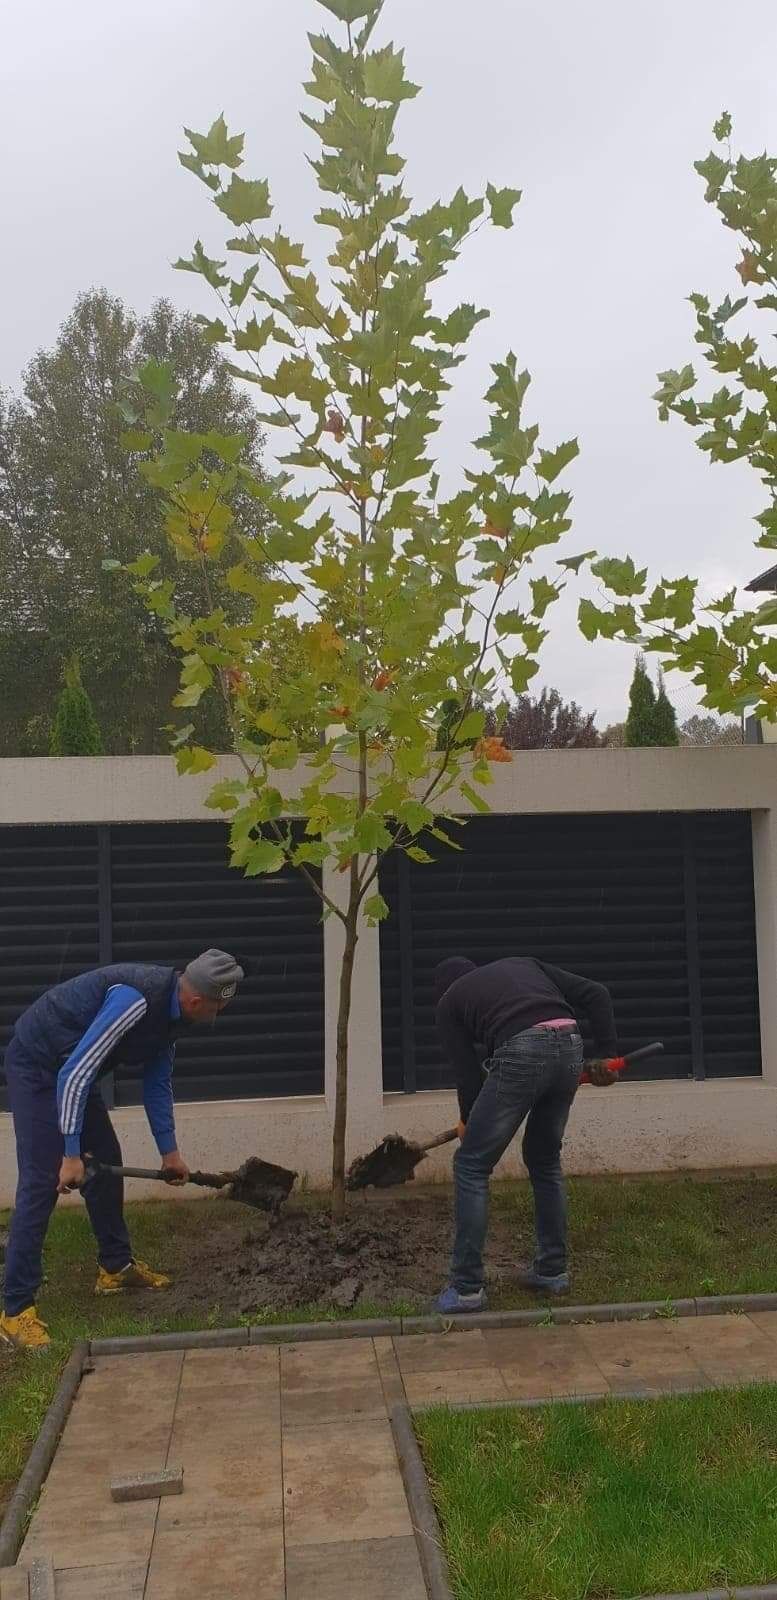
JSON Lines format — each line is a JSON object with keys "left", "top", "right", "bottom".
{"left": 331, "top": 898, "right": 359, "bottom": 1222}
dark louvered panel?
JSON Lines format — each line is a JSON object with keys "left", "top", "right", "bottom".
{"left": 379, "top": 811, "right": 760, "bottom": 1090}
{"left": 0, "top": 825, "right": 101, "bottom": 1109}
{"left": 694, "top": 812, "right": 761, "bottom": 1078}
{"left": 109, "top": 823, "right": 324, "bottom": 1103}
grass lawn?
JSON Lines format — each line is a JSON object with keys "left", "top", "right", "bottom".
{"left": 3, "top": 1170, "right": 777, "bottom": 1512}
{"left": 417, "top": 1385, "right": 777, "bottom": 1599}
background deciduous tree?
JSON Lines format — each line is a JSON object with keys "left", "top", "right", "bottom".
{"left": 0, "top": 290, "right": 268, "bottom": 754}
{"left": 491, "top": 687, "right": 601, "bottom": 749}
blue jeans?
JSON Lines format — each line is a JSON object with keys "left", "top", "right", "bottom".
{"left": 3, "top": 1040, "right": 132, "bottom": 1316}
{"left": 452, "top": 1026, "right": 583, "bottom": 1294}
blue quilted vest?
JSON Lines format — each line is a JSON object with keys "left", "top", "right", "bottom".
{"left": 9, "top": 964, "right": 178, "bottom": 1077}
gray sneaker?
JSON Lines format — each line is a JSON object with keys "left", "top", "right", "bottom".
{"left": 518, "top": 1267, "right": 570, "bottom": 1297}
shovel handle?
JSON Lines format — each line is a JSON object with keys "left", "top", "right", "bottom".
{"left": 420, "top": 1127, "right": 460, "bottom": 1154}
{"left": 580, "top": 1041, "right": 664, "bottom": 1085}
{"left": 84, "top": 1161, "right": 231, "bottom": 1190}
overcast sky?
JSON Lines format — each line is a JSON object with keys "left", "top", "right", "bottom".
{"left": 3, "top": 0, "right": 776, "bottom": 724}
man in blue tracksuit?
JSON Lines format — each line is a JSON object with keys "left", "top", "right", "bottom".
{"left": 0, "top": 948, "right": 244, "bottom": 1351}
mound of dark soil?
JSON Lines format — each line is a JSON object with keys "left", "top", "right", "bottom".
{"left": 165, "top": 1193, "right": 528, "bottom": 1318}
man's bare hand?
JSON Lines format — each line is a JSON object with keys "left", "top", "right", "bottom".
{"left": 58, "top": 1156, "right": 85, "bottom": 1193}
{"left": 456, "top": 1120, "right": 467, "bottom": 1140}
{"left": 161, "top": 1151, "right": 190, "bottom": 1185}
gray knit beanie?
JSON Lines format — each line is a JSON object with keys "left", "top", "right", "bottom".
{"left": 183, "top": 949, "right": 244, "bottom": 1002}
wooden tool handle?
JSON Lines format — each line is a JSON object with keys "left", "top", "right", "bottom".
{"left": 85, "top": 1161, "right": 232, "bottom": 1190}
{"left": 420, "top": 1127, "right": 460, "bottom": 1154}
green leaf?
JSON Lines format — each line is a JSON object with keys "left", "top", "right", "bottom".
{"left": 457, "top": 710, "right": 487, "bottom": 742}
{"left": 184, "top": 115, "right": 244, "bottom": 169}
{"left": 178, "top": 151, "right": 220, "bottom": 191}
{"left": 397, "top": 800, "right": 434, "bottom": 835}
{"left": 102, "top": 558, "right": 122, "bottom": 572}
{"left": 494, "top": 610, "right": 526, "bottom": 637}
{"left": 318, "top": 0, "right": 382, "bottom": 22}
{"left": 174, "top": 241, "right": 228, "bottom": 290}
{"left": 233, "top": 314, "right": 275, "bottom": 353}
{"left": 536, "top": 438, "right": 579, "bottom": 483}
{"left": 406, "top": 846, "right": 434, "bottom": 864}
{"left": 242, "top": 839, "right": 286, "bottom": 877}
{"left": 591, "top": 556, "right": 648, "bottom": 597}
{"left": 530, "top": 577, "right": 558, "bottom": 618}
{"left": 557, "top": 550, "right": 595, "bottom": 574}
{"left": 355, "top": 811, "right": 393, "bottom": 853}
{"left": 471, "top": 758, "right": 493, "bottom": 787}
{"left": 429, "top": 825, "right": 463, "bottom": 851}
{"left": 120, "top": 429, "right": 153, "bottom": 452}
{"left": 364, "top": 44, "right": 420, "bottom": 102}
{"left": 578, "top": 599, "right": 601, "bottom": 641}
{"left": 713, "top": 110, "right": 732, "bottom": 141}
{"left": 195, "top": 318, "right": 229, "bottom": 346}
{"left": 653, "top": 364, "right": 696, "bottom": 420}
{"left": 755, "top": 598, "right": 777, "bottom": 627}
{"left": 460, "top": 780, "right": 491, "bottom": 814}
{"left": 266, "top": 739, "right": 299, "bottom": 770}
{"left": 229, "top": 266, "right": 260, "bottom": 308}
{"left": 486, "top": 183, "right": 522, "bottom": 228}
{"left": 292, "top": 841, "right": 329, "bottom": 868}
{"left": 125, "top": 552, "right": 160, "bottom": 578}
{"left": 215, "top": 175, "right": 272, "bottom": 226}
{"left": 510, "top": 656, "right": 539, "bottom": 693}
{"left": 364, "top": 892, "right": 390, "bottom": 926}
{"left": 205, "top": 780, "right": 244, "bottom": 812}
{"left": 176, "top": 745, "right": 216, "bottom": 775}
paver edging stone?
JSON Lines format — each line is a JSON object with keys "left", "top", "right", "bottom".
{"left": 0, "top": 1341, "right": 88, "bottom": 1568}
{"left": 84, "top": 1290, "right": 777, "bottom": 1355}
{"left": 394, "top": 1395, "right": 777, "bottom": 1600}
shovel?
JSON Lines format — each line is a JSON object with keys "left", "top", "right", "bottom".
{"left": 347, "top": 1042, "right": 665, "bottom": 1193}
{"left": 346, "top": 1126, "right": 459, "bottom": 1193}
{"left": 84, "top": 1155, "right": 297, "bottom": 1216}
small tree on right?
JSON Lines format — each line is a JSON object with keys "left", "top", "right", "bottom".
{"left": 580, "top": 115, "right": 776, "bottom": 721}
{"left": 625, "top": 655, "right": 657, "bottom": 746}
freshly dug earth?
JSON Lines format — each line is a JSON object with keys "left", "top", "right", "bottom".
{"left": 164, "top": 1193, "right": 523, "bottom": 1316}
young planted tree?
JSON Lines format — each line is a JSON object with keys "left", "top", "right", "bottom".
{"left": 580, "top": 116, "right": 776, "bottom": 721}
{"left": 50, "top": 659, "right": 103, "bottom": 756}
{"left": 120, "top": 0, "right": 586, "bottom": 1216}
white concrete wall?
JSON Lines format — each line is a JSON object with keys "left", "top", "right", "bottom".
{"left": 2, "top": 1080, "right": 776, "bottom": 1207}
{"left": 1, "top": 748, "right": 777, "bottom": 1206}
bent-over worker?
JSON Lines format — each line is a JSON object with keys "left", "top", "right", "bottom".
{"left": 433, "top": 955, "right": 618, "bottom": 1315}
{"left": 0, "top": 948, "right": 244, "bottom": 1351}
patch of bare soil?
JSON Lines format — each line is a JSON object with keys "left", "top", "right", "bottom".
{"left": 165, "top": 1193, "right": 530, "bottom": 1317}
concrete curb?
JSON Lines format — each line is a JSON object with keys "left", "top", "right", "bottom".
{"left": 0, "top": 1341, "right": 88, "bottom": 1568}
{"left": 84, "top": 1290, "right": 777, "bottom": 1355}
{"left": 390, "top": 1403, "right": 454, "bottom": 1600}
{"left": 90, "top": 1327, "right": 248, "bottom": 1355}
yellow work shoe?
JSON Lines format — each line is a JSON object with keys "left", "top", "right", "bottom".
{"left": 0, "top": 1306, "right": 51, "bottom": 1352}
{"left": 95, "top": 1258, "right": 171, "bottom": 1296}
